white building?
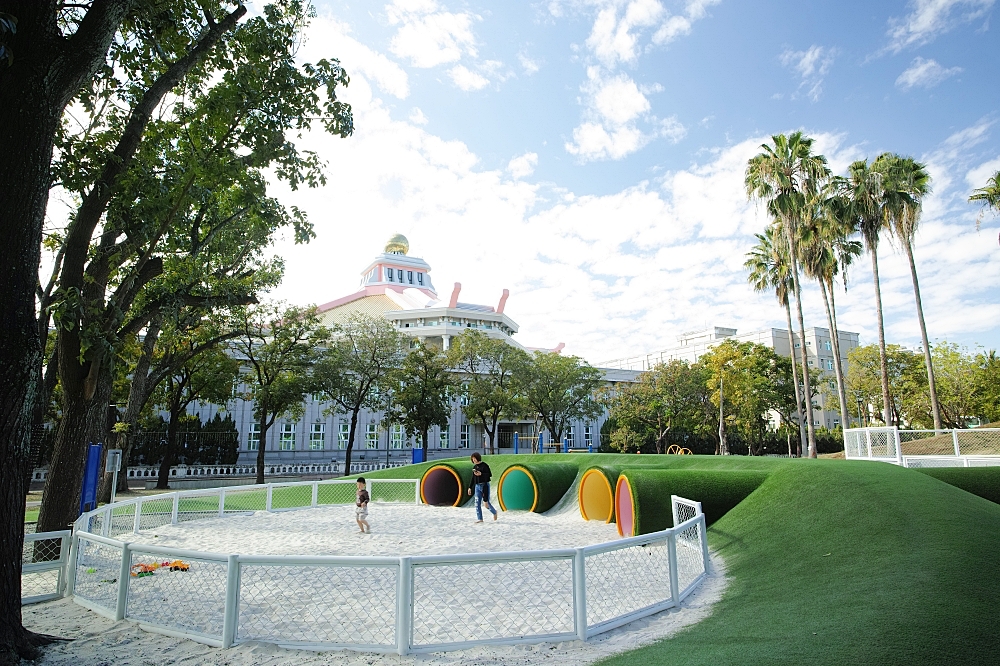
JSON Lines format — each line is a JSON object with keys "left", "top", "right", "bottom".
{"left": 600, "top": 325, "right": 860, "bottom": 430}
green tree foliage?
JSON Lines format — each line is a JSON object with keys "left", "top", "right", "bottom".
{"left": 311, "top": 314, "right": 405, "bottom": 475}
{"left": 391, "top": 344, "right": 455, "bottom": 454}
{"left": 448, "top": 331, "right": 529, "bottom": 454}
{"left": 36, "top": 1, "right": 354, "bottom": 533}
{"left": 604, "top": 360, "right": 712, "bottom": 454}
{"left": 517, "top": 352, "right": 604, "bottom": 446}
{"left": 846, "top": 344, "right": 925, "bottom": 427}
{"left": 969, "top": 170, "right": 1000, "bottom": 218}
{"left": 232, "top": 303, "right": 327, "bottom": 484}
{"left": 151, "top": 346, "right": 239, "bottom": 488}
{"left": 700, "top": 340, "right": 799, "bottom": 456}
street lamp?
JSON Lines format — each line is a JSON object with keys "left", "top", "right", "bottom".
{"left": 854, "top": 392, "right": 865, "bottom": 428}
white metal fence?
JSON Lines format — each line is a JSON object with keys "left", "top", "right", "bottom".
{"left": 844, "top": 427, "right": 1000, "bottom": 467}
{"left": 20, "top": 531, "right": 71, "bottom": 604}
{"left": 54, "top": 477, "right": 709, "bottom": 655}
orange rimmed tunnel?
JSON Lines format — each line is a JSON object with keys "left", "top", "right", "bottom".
{"left": 420, "top": 465, "right": 464, "bottom": 506}
{"left": 578, "top": 468, "right": 615, "bottom": 523}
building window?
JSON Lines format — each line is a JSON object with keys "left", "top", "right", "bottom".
{"left": 460, "top": 424, "right": 469, "bottom": 448}
{"left": 824, "top": 341, "right": 832, "bottom": 351}
{"left": 833, "top": 419, "right": 840, "bottom": 427}
{"left": 825, "top": 359, "right": 834, "bottom": 370}
{"left": 366, "top": 424, "right": 378, "bottom": 449}
{"left": 247, "top": 424, "right": 260, "bottom": 451}
{"left": 407, "top": 270, "right": 413, "bottom": 284}
{"left": 339, "top": 422, "right": 349, "bottom": 449}
{"left": 584, "top": 426, "right": 593, "bottom": 446}
{"left": 310, "top": 423, "right": 325, "bottom": 451}
{"left": 439, "top": 426, "right": 449, "bottom": 449}
{"left": 460, "top": 384, "right": 469, "bottom": 406}
{"left": 567, "top": 425, "right": 575, "bottom": 444}
{"left": 397, "top": 269, "right": 403, "bottom": 282}
{"left": 829, "top": 381, "right": 836, "bottom": 390}
{"left": 391, "top": 424, "right": 405, "bottom": 449}
{"left": 386, "top": 268, "right": 393, "bottom": 282}
{"left": 417, "top": 272, "right": 424, "bottom": 285}
{"left": 311, "top": 392, "right": 324, "bottom": 402}
{"left": 279, "top": 423, "right": 296, "bottom": 451}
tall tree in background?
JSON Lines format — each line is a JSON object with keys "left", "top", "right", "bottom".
{"left": 745, "top": 226, "right": 807, "bottom": 455}
{"left": 969, "top": 170, "right": 1000, "bottom": 221}
{"left": 312, "top": 314, "right": 405, "bottom": 476}
{"left": 448, "top": 331, "right": 529, "bottom": 454}
{"left": 800, "top": 193, "right": 862, "bottom": 431}
{"left": 746, "top": 132, "right": 830, "bottom": 457}
{"left": 391, "top": 344, "right": 454, "bottom": 455}
{"left": 37, "top": 1, "right": 353, "bottom": 534}
{"left": 233, "top": 303, "right": 327, "bottom": 485}
{"left": 880, "top": 154, "right": 941, "bottom": 429}
{"left": 152, "top": 347, "right": 238, "bottom": 488}
{"left": 517, "top": 352, "right": 604, "bottom": 446}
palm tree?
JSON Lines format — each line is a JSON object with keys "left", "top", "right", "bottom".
{"left": 800, "top": 191, "right": 862, "bottom": 431}
{"left": 879, "top": 154, "right": 941, "bottom": 430}
{"left": 840, "top": 158, "right": 909, "bottom": 426}
{"left": 745, "top": 226, "right": 807, "bottom": 455}
{"left": 969, "top": 169, "right": 1000, "bottom": 223}
{"left": 746, "top": 132, "right": 830, "bottom": 457}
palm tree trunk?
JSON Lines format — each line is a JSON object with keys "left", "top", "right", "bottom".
{"left": 819, "top": 279, "right": 851, "bottom": 431}
{"left": 869, "top": 248, "right": 893, "bottom": 425}
{"left": 784, "top": 300, "right": 807, "bottom": 456}
{"left": 905, "top": 241, "right": 942, "bottom": 430}
{"left": 786, "top": 224, "right": 817, "bottom": 457}
{"left": 825, "top": 279, "right": 851, "bottom": 428}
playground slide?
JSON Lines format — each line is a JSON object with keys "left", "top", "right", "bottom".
{"left": 496, "top": 462, "right": 579, "bottom": 513}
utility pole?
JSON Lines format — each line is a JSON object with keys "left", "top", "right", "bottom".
{"left": 718, "top": 371, "right": 729, "bottom": 456}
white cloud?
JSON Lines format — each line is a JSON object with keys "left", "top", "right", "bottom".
{"left": 895, "top": 57, "right": 963, "bottom": 89}
{"left": 518, "top": 51, "right": 540, "bottom": 75}
{"left": 886, "top": 0, "right": 995, "bottom": 52}
{"left": 305, "top": 15, "right": 410, "bottom": 99}
{"left": 593, "top": 74, "right": 651, "bottom": 125}
{"left": 448, "top": 65, "right": 490, "bottom": 91}
{"left": 508, "top": 152, "right": 539, "bottom": 179}
{"left": 409, "top": 107, "right": 429, "bottom": 125}
{"left": 386, "top": 0, "right": 478, "bottom": 68}
{"left": 780, "top": 45, "right": 836, "bottom": 102}
{"left": 586, "top": 0, "right": 664, "bottom": 66}
{"left": 565, "top": 122, "right": 649, "bottom": 161}
{"left": 652, "top": 0, "right": 721, "bottom": 44}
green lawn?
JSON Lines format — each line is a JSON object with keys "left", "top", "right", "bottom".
{"left": 365, "top": 454, "right": 1000, "bottom": 664}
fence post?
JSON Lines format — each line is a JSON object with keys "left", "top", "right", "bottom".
{"left": 952, "top": 430, "right": 961, "bottom": 457}
{"left": 222, "top": 554, "right": 240, "bottom": 648}
{"left": 667, "top": 532, "right": 680, "bottom": 607}
{"left": 311, "top": 482, "right": 318, "bottom": 507}
{"left": 414, "top": 479, "right": 421, "bottom": 504}
{"left": 133, "top": 499, "right": 142, "bottom": 534}
{"left": 171, "top": 493, "right": 179, "bottom": 524}
{"left": 64, "top": 534, "right": 79, "bottom": 597}
{"left": 115, "top": 542, "right": 131, "bottom": 621}
{"left": 265, "top": 484, "right": 273, "bottom": 512}
{"left": 699, "top": 515, "right": 710, "bottom": 574}
{"left": 219, "top": 489, "right": 226, "bottom": 517}
{"left": 893, "top": 428, "right": 903, "bottom": 466}
{"left": 513, "top": 432, "right": 519, "bottom": 455}
{"left": 670, "top": 495, "right": 679, "bottom": 528}
{"left": 101, "top": 508, "right": 111, "bottom": 537}
{"left": 396, "top": 557, "right": 413, "bottom": 656}
{"left": 865, "top": 429, "right": 873, "bottom": 459}
{"left": 573, "top": 548, "right": 587, "bottom": 641}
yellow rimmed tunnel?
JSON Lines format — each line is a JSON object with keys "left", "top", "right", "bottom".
{"left": 497, "top": 462, "right": 578, "bottom": 513}
{"left": 578, "top": 467, "right": 615, "bottom": 523}
{"left": 419, "top": 463, "right": 473, "bottom": 507}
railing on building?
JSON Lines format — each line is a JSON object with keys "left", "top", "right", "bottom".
{"left": 25, "top": 475, "right": 709, "bottom": 655}
{"left": 843, "top": 427, "right": 1000, "bottom": 467}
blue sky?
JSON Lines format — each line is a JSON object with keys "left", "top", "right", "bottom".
{"left": 266, "top": 0, "right": 1000, "bottom": 362}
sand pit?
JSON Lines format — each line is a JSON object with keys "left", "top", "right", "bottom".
{"left": 29, "top": 497, "right": 726, "bottom": 664}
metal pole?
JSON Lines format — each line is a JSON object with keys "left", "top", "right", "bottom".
{"left": 222, "top": 554, "right": 240, "bottom": 648}
{"left": 396, "top": 557, "right": 413, "bottom": 655}
{"left": 110, "top": 467, "right": 119, "bottom": 505}
{"left": 573, "top": 547, "right": 587, "bottom": 641}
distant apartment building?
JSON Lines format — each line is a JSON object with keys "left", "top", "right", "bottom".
{"left": 600, "top": 326, "right": 861, "bottom": 430}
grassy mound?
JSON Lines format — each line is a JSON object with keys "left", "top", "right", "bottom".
{"left": 915, "top": 467, "right": 1000, "bottom": 505}
{"left": 497, "top": 462, "right": 578, "bottom": 513}
{"left": 598, "top": 460, "right": 1000, "bottom": 665}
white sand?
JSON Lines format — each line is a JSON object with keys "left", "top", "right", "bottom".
{"left": 25, "top": 501, "right": 728, "bottom": 665}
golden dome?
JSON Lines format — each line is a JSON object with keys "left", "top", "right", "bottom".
{"left": 384, "top": 233, "right": 409, "bottom": 255}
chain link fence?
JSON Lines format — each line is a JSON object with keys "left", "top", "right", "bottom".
{"left": 844, "top": 427, "right": 1000, "bottom": 467}
{"left": 21, "top": 531, "right": 69, "bottom": 604}
{"left": 61, "top": 487, "right": 709, "bottom": 654}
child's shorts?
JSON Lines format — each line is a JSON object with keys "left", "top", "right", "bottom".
{"left": 356, "top": 506, "right": 368, "bottom": 519}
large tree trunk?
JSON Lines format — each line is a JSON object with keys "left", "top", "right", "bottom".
{"left": 36, "top": 360, "right": 113, "bottom": 533}
{"left": 820, "top": 280, "right": 851, "bottom": 432}
{"left": 869, "top": 249, "right": 893, "bottom": 425}
{"left": 905, "top": 242, "right": 942, "bottom": 430}
{"left": 785, "top": 224, "right": 817, "bottom": 457}
{"left": 784, "top": 300, "right": 807, "bottom": 456}
{"left": 342, "top": 407, "right": 360, "bottom": 477}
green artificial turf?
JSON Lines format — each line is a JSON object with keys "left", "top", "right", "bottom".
{"left": 915, "top": 467, "right": 1000, "bottom": 505}
{"left": 596, "top": 460, "right": 1000, "bottom": 665}
{"left": 498, "top": 462, "right": 579, "bottom": 513}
